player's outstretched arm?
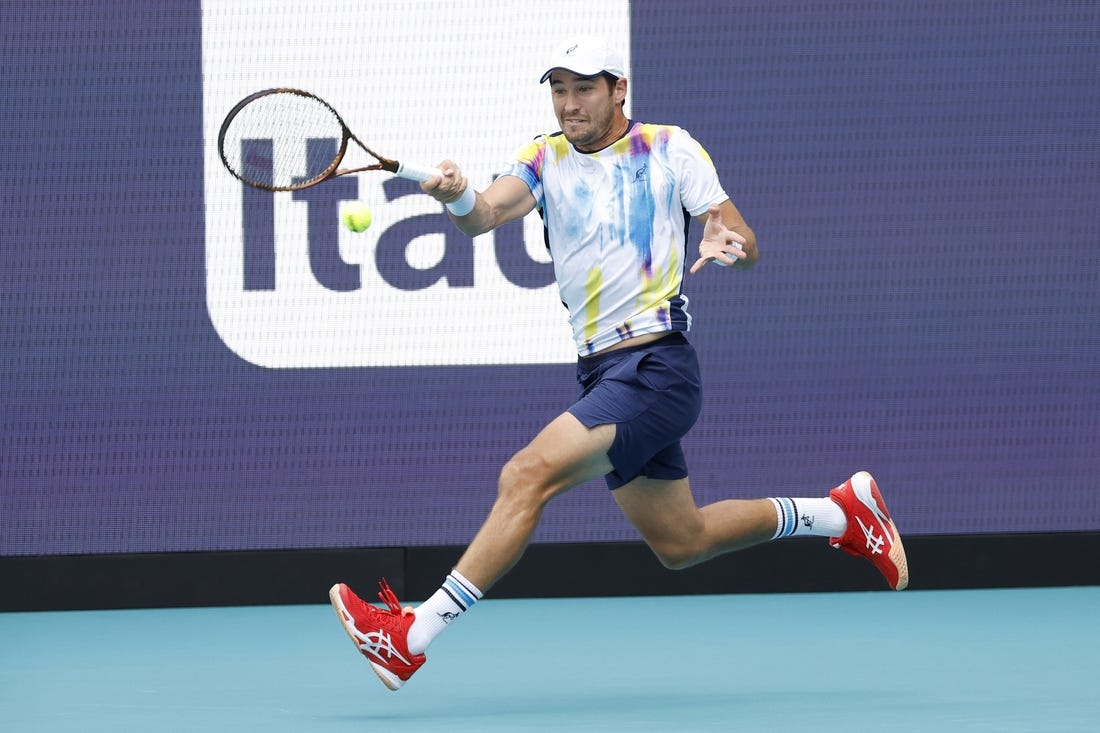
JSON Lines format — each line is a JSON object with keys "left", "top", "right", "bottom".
{"left": 421, "top": 162, "right": 536, "bottom": 237}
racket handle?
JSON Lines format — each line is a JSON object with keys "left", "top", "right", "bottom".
{"left": 395, "top": 162, "right": 444, "bottom": 183}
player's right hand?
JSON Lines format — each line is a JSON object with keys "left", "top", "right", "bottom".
{"left": 421, "top": 159, "right": 469, "bottom": 206}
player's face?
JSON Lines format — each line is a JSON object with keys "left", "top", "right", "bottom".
{"left": 549, "top": 71, "right": 627, "bottom": 153}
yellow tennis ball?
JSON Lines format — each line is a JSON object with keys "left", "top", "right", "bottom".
{"left": 341, "top": 202, "right": 373, "bottom": 233}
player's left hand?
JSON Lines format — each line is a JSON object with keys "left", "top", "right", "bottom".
{"left": 690, "top": 205, "right": 747, "bottom": 274}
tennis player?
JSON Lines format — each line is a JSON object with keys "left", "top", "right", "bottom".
{"left": 330, "top": 36, "right": 909, "bottom": 691}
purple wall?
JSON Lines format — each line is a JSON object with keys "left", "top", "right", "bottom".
{"left": 2, "top": 1, "right": 1097, "bottom": 556}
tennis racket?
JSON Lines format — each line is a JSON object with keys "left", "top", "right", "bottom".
{"left": 218, "top": 88, "right": 441, "bottom": 191}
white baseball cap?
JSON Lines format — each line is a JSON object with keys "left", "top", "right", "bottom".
{"left": 539, "top": 36, "right": 626, "bottom": 83}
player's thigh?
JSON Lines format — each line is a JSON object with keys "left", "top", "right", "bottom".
{"left": 507, "top": 411, "right": 616, "bottom": 497}
{"left": 611, "top": 475, "right": 703, "bottom": 544}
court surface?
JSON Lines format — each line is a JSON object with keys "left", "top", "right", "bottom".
{"left": 2, "top": 586, "right": 1097, "bottom": 732}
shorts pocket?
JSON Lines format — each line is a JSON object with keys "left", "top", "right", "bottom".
{"left": 634, "top": 352, "right": 679, "bottom": 392}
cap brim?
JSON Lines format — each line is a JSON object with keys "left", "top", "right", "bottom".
{"left": 539, "top": 66, "right": 619, "bottom": 84}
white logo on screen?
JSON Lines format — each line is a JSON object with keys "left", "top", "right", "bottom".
{"left": 200, "top": 0, "right": 629, "bottom": 367}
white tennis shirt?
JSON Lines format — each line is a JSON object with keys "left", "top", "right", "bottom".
{"left": 502, "top": 122, "right": 729, "bottom": 355}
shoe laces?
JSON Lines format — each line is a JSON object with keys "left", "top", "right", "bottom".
{"left": 376, "top": 576, "right": 402, "bottom": 611}
{"left": 376, "top": 578, "right": 409, "bottom": 617}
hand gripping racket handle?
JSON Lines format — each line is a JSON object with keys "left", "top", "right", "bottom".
{"left": 395, "top": 161, "right": 444, "bottom": 183}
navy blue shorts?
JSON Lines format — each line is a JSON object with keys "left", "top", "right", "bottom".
{"left": 567, "top": 332, "right": 702, "bottom": 490}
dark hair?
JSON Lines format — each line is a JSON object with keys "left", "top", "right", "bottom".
{"left": 599, "top": 72, "right": 625, "bottom": 107}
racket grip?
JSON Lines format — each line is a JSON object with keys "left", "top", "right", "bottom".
{"left": 395, "top": 162, "right": 444, "bottom": 183}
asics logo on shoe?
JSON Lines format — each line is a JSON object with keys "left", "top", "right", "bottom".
{"left": 853, "top": 475, "right": 891, "bottom": 525}
{"left": 827, "top": 473, "right": 909, "bottom": 591}
{"left": 857, "top": 516, "right": 886, "bottom": 555}
{"left": 358, "top": 630, "right": 412, "bottom": 665}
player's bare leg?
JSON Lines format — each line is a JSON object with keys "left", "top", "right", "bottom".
{"left": 615, "top": 472, "right": 908, "bottom": 589}
{"left": 453, "top": 411, "right": 615, "bottom": 591}
{"left": 330, "top": 412, "right": 614, "bottom": 690}
{"left": 612, "top": 476, "right": 776, "bottom": 569}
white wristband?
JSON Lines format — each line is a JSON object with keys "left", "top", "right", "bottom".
{"left": 445, "top": 186, "right": 476, "bottom": 217}
{"left": 715, "top": 240, "right": 744, "bottom": 267}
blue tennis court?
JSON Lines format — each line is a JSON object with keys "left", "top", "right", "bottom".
{"left": 3, "top": 586, "right": 1097, "bottom": 731}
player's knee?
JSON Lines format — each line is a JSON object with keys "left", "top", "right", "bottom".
{"left": 654, "top": 549, "right": 696, "bottom": 571}
{"left": 650, "top": 539, "right": 704, "bottom": 570}
{"left": 497, "top": 451, "right": 555, "bottom": 510}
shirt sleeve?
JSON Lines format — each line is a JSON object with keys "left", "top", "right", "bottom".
{"left": 670, "top": 127, "right": 729, "bottom": 217}
{"left": 499, "top": 136, "right": 547, "bottom": 211}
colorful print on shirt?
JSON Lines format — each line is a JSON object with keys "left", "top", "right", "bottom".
{"left": 502, "top": 122, "right": 728, "bottom": 355}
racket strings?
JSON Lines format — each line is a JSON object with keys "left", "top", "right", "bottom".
{"left": 220, "top": 92, "right": 345, "bottom": 189}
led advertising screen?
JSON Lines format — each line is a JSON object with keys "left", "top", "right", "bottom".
{"left": 2, "top": 1, "right": 1097, "bottom": 557}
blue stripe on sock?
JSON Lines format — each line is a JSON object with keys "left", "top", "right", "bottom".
{"left": 450, "top": 571, "right": 481, "bottom": 599}
{"left": 772, "top": 498, "right": 786, "bottom": 540}
{"left": 781, "top": 498, "right": 796, "bottom": 538}
{"left": 445, "top": 575, "right": 477, "bottom": 608}
{"left": 440, "top": 585, "right": 467, "bottom": 611}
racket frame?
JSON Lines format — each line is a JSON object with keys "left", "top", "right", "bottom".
{"left": 217, "top": 87, "right": 438, "bottom": 191}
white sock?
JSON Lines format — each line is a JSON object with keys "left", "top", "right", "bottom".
{"left": 406, "top": 569, "right": 483, "bottom": 655}
{"left": 768, "top": 497, "right": 847, "bottom": 539}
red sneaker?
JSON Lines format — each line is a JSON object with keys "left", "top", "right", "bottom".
{"left": 329, "top": 579, "right": 425, "bottom": 690}
{"left": 829, "top": 471, "right": 909, "bottom": 590}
